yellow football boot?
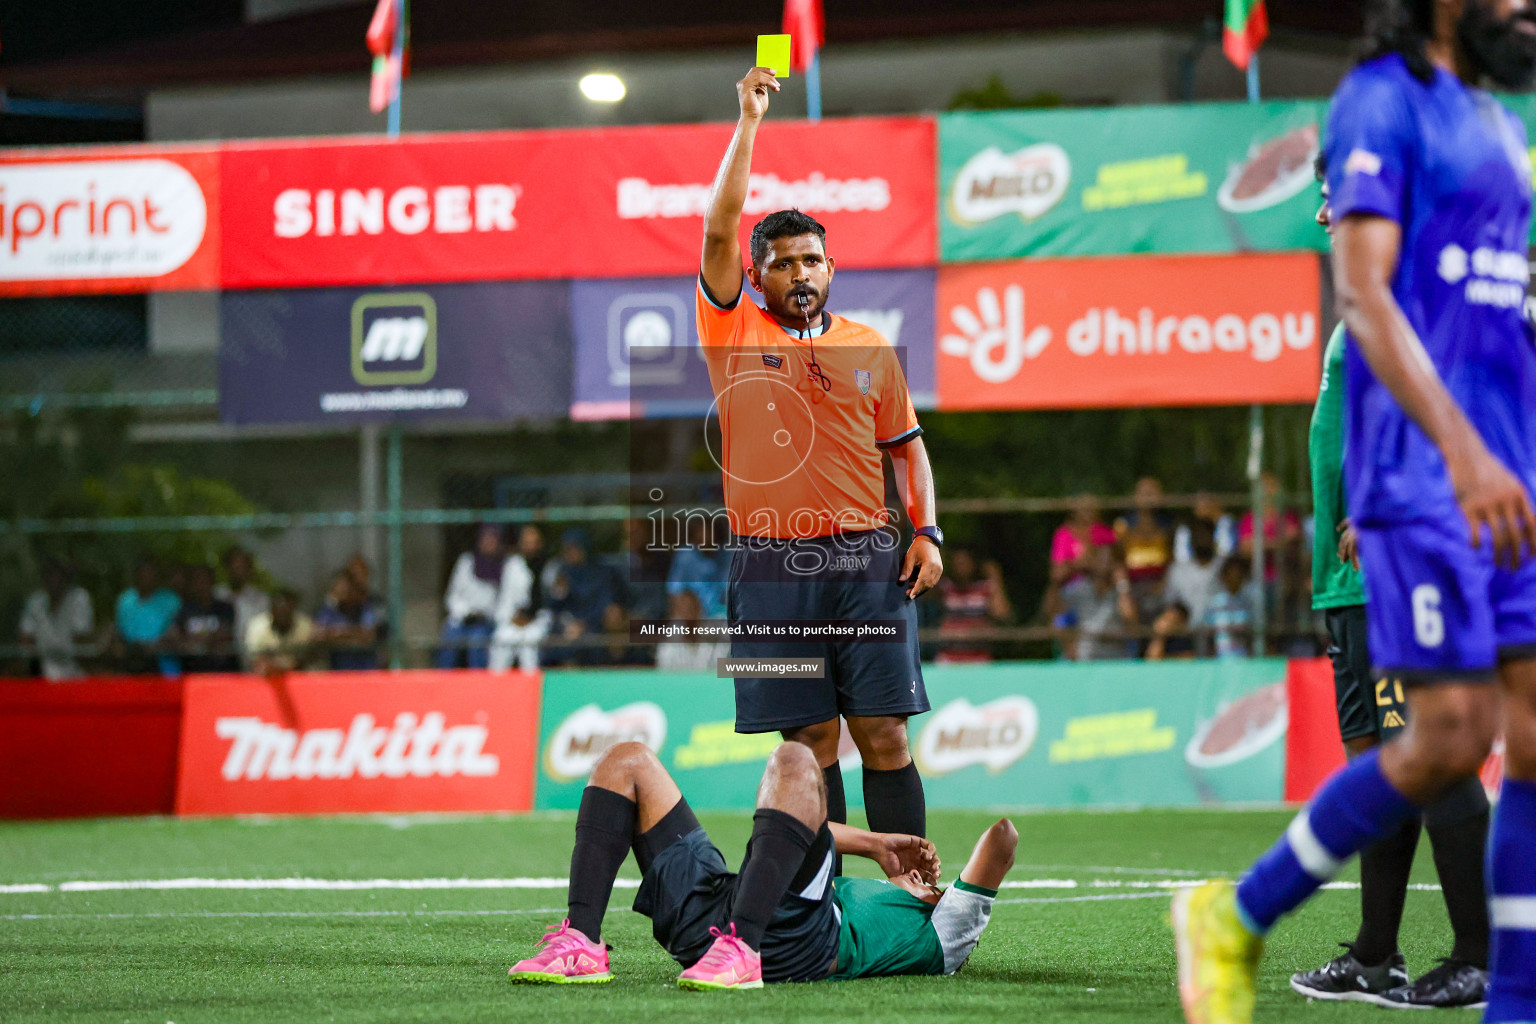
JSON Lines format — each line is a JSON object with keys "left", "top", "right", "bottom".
{"left": 1171, "top": 881, "right": 1264, "bottom": 1024}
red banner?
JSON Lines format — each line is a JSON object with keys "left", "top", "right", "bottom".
{"left": 1283, "top": 657, "right": 1505, "bottom": 802}
{"left": 175, "top": 670, "right": 542, "bottom": 816}
{"left": 1283, "top": 658, "right": 1345, "bottom": 803}
{"left": 0, "top": 678, "right": 184, "bottom": 818}
{"left": 219, "top": 117, "right": 935, "bottom": 288}
{"left": 936, "top": 252, "right": 1322, "bottom": 410}
{"left": 0, "top": 145, "right": 220, "bottom": 296}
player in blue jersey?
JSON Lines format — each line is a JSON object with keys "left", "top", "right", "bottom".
{"left": 1173, "top": 2, "right": 1536, "bottom": 1023}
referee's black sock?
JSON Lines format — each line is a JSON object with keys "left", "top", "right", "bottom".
{"left": 731, "top": 809, "right": 817, "bottom": 952}
{"left": 1351, "top": 815, "right": 1421, "bottom": 967}
{"left": 863, "top": 760, "right": 926, "bottom": 838}
{"left": 823, "top": 763, "right": 847, "bottom": 876}
{"left": 566, "top": 786, "right": 637, "bottom": 943}
{"left": 1427, "top": 790, "right": 1491, "bottom": 969}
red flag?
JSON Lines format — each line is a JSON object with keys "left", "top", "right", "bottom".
{"left": 783, "top": 0, "right": 824, "bottom": 74}
{"left": 367, "top": 0, "right": 409, "bottom": 114}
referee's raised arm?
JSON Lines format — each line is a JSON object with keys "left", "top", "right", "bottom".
{"left": 701, "top": 68, "right": 779, "bottom": 308}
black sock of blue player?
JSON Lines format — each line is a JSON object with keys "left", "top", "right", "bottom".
{"left": 731, "top": 809, "right": 816, "bottom": 952}
{"left": 823, "top": 763, "right": 846, "bottom": 876}
{"left": 1352, "top": 815, "right": 1420, "bottom": 966}
{"left": 863, "top": 761, "right": 926, "bottom": 838}
{"left": 566, "top": 786, "right": 636, "bottom": 943}
{"left": 1428, "top": 801, "right": 1490, "bottom": 968}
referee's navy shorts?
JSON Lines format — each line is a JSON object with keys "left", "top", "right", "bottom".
{"left": 728, "top": 528, "right": 928, "bottom": 733}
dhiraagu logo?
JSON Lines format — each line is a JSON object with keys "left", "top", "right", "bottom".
{"left": 351, "top": 292, "right": 437, "bottom": 385}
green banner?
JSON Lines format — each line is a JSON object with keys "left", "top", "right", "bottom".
{"left": 535, "top": 660, "right": 1287, "bottom": 811}
{"left": 940, "top": 101, "right": 1328, "bottom": 261}
{"left": 941, "top": 96, "right": 1536, "bottom": 262}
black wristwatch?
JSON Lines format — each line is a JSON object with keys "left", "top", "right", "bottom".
{"left": 914, "top": 525, "right": 944, "bottom": 547}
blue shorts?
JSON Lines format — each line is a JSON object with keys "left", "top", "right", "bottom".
{"left": 728, "top": 529, "right": 928, "bottom": 733}
{"left": 1357, "top": 519, "right": 1536, "bottom": 682}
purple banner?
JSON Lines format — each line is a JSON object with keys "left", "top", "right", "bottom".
{"left": 220, "top": 280, "right": 572, "bottom": 425}
{"left": 570, "top": 268, "right": 935, "bottom": 420}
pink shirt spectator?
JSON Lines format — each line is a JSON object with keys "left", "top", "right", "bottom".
{"left": 1238, "top": 509, "right": 1302, "bottom": 544}
{"left": 1238, "top": 509, "right": 1302, "bottom": 582}
{"left": 1051, "top": 522, "right": 1116, "bottom": 567}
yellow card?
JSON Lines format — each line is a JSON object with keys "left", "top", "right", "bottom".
{"left": 756, "top": 34, "right": 792, "bottom": 79}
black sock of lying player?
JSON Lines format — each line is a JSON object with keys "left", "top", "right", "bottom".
{"left": 566, "top": 786, "right": 637, "bottom": 942}
{"left": 729, "top": 808, "right": 817, "bottom": 951}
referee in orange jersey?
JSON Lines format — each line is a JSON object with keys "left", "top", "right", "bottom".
{"left": 694, "top": 66, "right": 943, "bottom": 844}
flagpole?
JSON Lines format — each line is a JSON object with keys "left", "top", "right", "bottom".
{"left": 806, "top": 52, "right": 822, "bottom": 122}
{"left": 1244, "top": 50, "right": 1265, "bottom": 655}
{"left": 387, "top": 0, "right": 405, "bottom": 139}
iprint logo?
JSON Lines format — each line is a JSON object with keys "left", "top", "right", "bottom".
{"left": 940, "top": 285, "right": 1051, "bottom": 383}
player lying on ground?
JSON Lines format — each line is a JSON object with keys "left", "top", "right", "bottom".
{"left": 509, "top": 741, "right": 1015, "bottom": 989}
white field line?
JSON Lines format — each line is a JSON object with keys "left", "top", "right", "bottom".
{"left": 51, "top": 877, "right": 643, "bottom": 893}
{"left": 2, "top": 907, "right": 568, "bottom": 922}
{"left": 995, "top": 892, "right": 1172, "bottom": 906}
{"left": 0, "top": 876, "right": 1444, "bottom": 894}
{"left": 1012, "top": 863, "right": 1216, "bottom": 878}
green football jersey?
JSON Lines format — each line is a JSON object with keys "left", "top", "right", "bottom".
{"left": 827, "top": 876, "right": 945, "bottom": 980}
{"left": 1310, "top": 323, "right": 1366, "bottom": 610}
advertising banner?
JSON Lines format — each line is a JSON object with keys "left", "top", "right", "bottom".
{"left": 1284, "top": 657, "right": 1505, "bottom": 802}
{"left": 936, "top": 252, "right": 1322, "bottom": 410}
{"left": 219, "top": 117, "right": 934, "bottom": 289}
{"left": 0, "top": 144, "right": 220, "bottom": 296}
{"left": 939, "top": 101, "right": 1328, "bottom": 262}
{"left": 569, "top": 267, "right": 936, "bottom": 420}
{"left": 535, "top": 660, "right": 1287, "bottom": 811}
{"left": 219, "top": 279, "right": 571, "bottom": 425}
{"left": 175, "top": 670, "right": 542, "bottom": 816}
{"left": 0, "top": 678, "right": 184, "bottom": 819}
{"left": 1283, "top": 657, "right": 1344, "bottom": 802}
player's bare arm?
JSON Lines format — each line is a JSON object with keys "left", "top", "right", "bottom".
{"left": 891, "top": 437, "right": 943, "bottom": 598}
{"left": 1333, "top": 213, "right": 1536, "bottom": 566}
{"left": 701, "top": 67, "right": 780, "bottom": 307}
{"left": 828, "top": 821, "right": 941, "bottom": 883}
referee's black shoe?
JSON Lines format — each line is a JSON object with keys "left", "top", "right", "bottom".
{"left": 1374, "top": 959, "right": 1488, "bottom": 1010}
{"left": 1289, "top": 944, "right": 1408, "bottom": 1002}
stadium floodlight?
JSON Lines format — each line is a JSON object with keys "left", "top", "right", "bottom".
{"left": 579, "top": 73, "right": 626, "bottom": 103}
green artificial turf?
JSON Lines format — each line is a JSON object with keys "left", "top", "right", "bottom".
{"left": 0, "top": 808, "right": 1467, "bottom": 1023}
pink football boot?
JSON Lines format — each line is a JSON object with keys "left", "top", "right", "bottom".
{"left": 508, "top": 920, "right": 612, "bottom": 984}
{"left": 676, "top": 924, "right": 763, "bottom": 991}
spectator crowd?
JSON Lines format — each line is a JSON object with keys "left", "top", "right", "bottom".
{"left": 11, "top": 477, "right": 1319, "bottom": 679}
{"left": 16, "top": 547, "right": 389, "bottom": 679}
{"left": 1042, "top": 475, "right": 1303, "bottom": 662}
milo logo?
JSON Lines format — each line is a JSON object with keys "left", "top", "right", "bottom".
{"left": 914, "top": 696, "right": 1039, "bottom": 776}
{"left": 543, "top": 702, "right": 667, "bottom": 783}
{"left": 949, "top": 144, "right": 1071, "bottom": 226}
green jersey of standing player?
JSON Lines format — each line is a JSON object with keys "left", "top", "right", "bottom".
{"left": 1310, "top": 323, "right": 1366, "bottom": 613}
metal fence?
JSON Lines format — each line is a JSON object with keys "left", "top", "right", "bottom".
{"left": 1, "top": 291, "right": 1318, "bottom": 677}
